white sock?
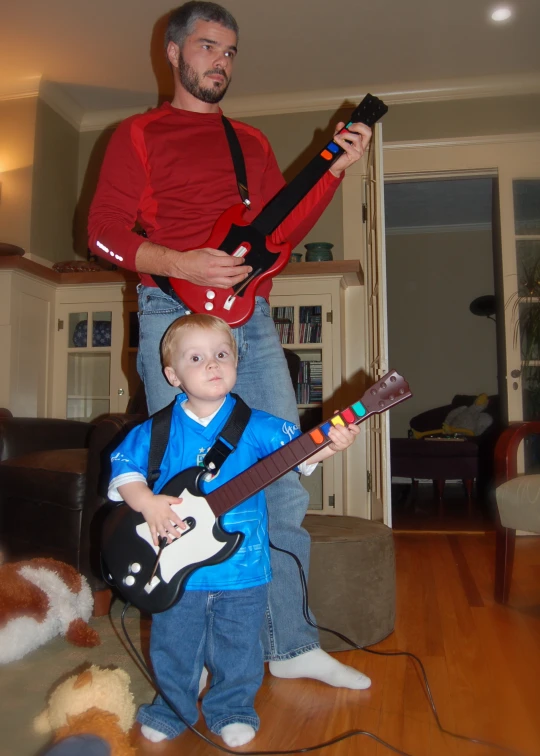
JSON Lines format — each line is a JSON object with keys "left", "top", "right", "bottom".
{"left": 220, "top": 723, "right": 256, "bottom": 747}
{"left": 141, "top": 724, "right": 168, "bottom": 742}
{"left": 269, "top": 648, "right": 371, "bottom": 690}
{"left": 199, "top": 666, "right": 209, "bottom": 694}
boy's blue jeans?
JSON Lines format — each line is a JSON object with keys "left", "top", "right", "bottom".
{"left": 137, "top": 286, "right": 320, "bottom": 661}
{"left": 137, "top": 585, "right": 268, "bottom": 738}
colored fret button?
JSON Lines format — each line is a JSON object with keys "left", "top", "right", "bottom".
{"left": 341, "top": 407, "right": 355, "bottom": 423}
{"left": 331, "top": 415, "right": 345, "bottom": 427}
{"left": 326, "top": 142, "right": 339, "bottom": 154}
{"left": 309, "top": 429, "right": 325, "bottom": 444}
{"left": 320, "top": 149, "right": 333, "bottom": 160}
{"left": 352, "top": 401, "right": 366, "bottom": 417}
{"left": 320, "top": 422, "right": 332, "bottom": 436}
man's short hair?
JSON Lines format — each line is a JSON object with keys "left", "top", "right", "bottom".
{"left": 161, "top": 313, "right": 238, "bottom": 369}
{"left": 165, "top": 1, "right": 239, "bottom": 51}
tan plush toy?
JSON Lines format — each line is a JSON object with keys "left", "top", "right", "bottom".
{"left": 0, "top": 556, "right": 100, "bottom": 663}
{"left": 34, "top": 665, "right": 137, "bottom": 756}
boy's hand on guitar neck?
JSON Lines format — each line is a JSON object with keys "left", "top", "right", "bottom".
{"left": 329, "top": 121, "right": 373, "bottom": 178}
{"left": 136, "top": 242, "right": 252, "bottom": 288}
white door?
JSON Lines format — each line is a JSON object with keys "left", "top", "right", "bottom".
{"left": 364, "top": 123, "right": 391, "bottom": 524}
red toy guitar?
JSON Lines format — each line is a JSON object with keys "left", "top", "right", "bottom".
{"left": 157, "top": 94, "right": 388, "bottom": 328}
{"left": 101, "top": 369, "right": 410, "bottom": 614}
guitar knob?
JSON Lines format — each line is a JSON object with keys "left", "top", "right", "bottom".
{"left": 130, "top": 563, "right": 141, "bottom": 574}
{"left": 124, "top": 575, "right": 136, "bottom": 587}
{"left": 204, "top": 302, "right": 214, "bottom": 311}
{"left": 206, "top": 290, "right": 216, "bottom": 300}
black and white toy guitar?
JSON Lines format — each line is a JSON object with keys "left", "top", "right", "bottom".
{"left": 101, "top": 370, "right": 411, "bottom": 614}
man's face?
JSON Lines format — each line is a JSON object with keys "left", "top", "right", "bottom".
{"left": 170, "top": 19, "right": 237, "bottom": 104}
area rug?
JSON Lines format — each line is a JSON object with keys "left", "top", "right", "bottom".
{"left": 0, "top": 599, "right": 154, "bottom": 756}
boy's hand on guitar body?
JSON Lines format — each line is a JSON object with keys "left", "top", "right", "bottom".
{"left": 139, "top": 495, "right": 188, "bottom": 547}
{"left": 330, "top": 122, "right": 373, "bottom": 178}
{"left": 136, "top": 241, "right": 252, "bottom": 288}
{"left": 117, "top": 481, "right": 187, "bottom": 547}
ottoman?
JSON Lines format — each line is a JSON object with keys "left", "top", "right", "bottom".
{"left": 303, "top": 514, "right": 396, "bottom": 651}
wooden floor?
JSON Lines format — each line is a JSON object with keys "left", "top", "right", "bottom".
{"left": 132, "top": 533, "right": 540, "bottom": 756}
{"left": 392, "top": 481, "right": 495, "bottom": 532}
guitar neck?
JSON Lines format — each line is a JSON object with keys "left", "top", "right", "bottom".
{"left": 251, "top": 94, "right": 388, "bottom": 238}
{"left": 206, "top": 369, "right": 410, "bottom": 519}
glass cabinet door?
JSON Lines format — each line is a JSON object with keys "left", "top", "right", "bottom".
{"left": 65, "top": 310, "right": 112, "bottom": 421}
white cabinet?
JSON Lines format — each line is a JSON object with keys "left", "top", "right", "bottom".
{"left": 51, "top": 282, "right": 138, "bottom": 420}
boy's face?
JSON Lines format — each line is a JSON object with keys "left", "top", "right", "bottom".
{"left": 164, "top": 326, "right": 237, "bottom": 408}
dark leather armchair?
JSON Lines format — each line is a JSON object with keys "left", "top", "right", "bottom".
{"left": 0, "top": 411, "right": 144, "bottom": 615}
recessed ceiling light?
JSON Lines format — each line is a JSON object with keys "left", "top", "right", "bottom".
{"left": 491, "top": 7, "right": 513, "bottom": 22}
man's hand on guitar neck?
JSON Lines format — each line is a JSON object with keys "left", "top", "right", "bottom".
{"left": 329, "top": 121, "right": 373, "bottom": 178}
{"left": 136, "top": 241, "right": 252, "bottom": 288}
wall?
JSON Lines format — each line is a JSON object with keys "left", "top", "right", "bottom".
{"left": 241, "top": 111, "right": 345, "bottom": 258}
{"left": 386, "top": 228, "right": 498, "bottom": 436}
{"left": 0, "top": 98, "right": 37, "bottom": 253}
{"left": 30, "top": 100, "right": 79, "bottom": 264}
{"left": 75, "top": 127, "right": 115, "bottom": 257}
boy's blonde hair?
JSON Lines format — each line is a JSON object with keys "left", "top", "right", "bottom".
{"left": 161, "top": 313, "right": 238, "bottom": 368}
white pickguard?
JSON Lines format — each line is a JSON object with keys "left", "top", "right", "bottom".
{"left": 135, "top": 488, "right": 223, "bottom": 584}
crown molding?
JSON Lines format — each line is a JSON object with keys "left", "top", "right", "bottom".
{"left": 0, "top": 75, "right": 41, "bottom": 102}
{"left": 2, "top": 72, "right": 540, "bottom": 132}
{"left": 38, "top": 80, "right": 85, "bottom": 131}
{"left": 384, "top": 131, "right": 540, "bottom": 150}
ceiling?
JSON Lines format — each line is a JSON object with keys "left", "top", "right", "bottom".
{"left": 2, "top": 0, "right": 540, "bottom": 113}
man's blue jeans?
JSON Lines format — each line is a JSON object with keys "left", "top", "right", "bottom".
{"left": 137, "top": 585, "right": 268, "bottom": 738}
{"left": 137, "top": 285, "right": 319, "bottom": 660}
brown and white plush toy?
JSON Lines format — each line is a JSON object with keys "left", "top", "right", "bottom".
{"left": 34, "top": 665, "right": 136, "bottom": 756}
{"left": 0, "top": 556, "right": 100, "bottom": 663}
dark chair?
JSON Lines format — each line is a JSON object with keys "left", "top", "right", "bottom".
{"left": 390, "top": 394, "right": 500, "bottom": 516}
{"left": 0, "top": 406, "right": 145, "bottom": 616}
{"left": 493, "top": 421, "right": 540, "bottom": 604}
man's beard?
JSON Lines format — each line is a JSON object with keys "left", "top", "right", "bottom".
{"left": 178, "top": 53, "right": 230, "bottom": 104}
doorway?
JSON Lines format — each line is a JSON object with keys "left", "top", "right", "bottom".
{"left": 385, "top": 175, "right": 500, "bottom": 531}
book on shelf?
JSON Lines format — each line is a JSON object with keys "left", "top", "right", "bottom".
{"left": 271, "top": 305, "right": 295, "bottom": 344}
{"left": 299, "top": 306, "right": 322, "bottom": 344}
{"left": 296, "top": 360, "right": 322, "bottom": 404}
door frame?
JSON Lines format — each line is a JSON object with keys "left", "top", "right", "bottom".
{"left": 341, "top": 131, "right": 540, "bottom": 520}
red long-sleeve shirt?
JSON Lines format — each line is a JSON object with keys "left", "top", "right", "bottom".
{"left": 88, "top": 102, "right": 341, "bottom": 299}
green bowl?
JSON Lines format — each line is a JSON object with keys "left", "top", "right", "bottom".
{"left": 304, "top": 243, "right": 333, "bottom": 262}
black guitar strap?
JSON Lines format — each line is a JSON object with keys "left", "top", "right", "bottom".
{"left": 221, "top": 115, "right": 250, "bottom": 208}
{"left": 146, "top": 393, "right": 251, "bottom": 491}
{"left": 151, "top": 117, "right": 249, "bottom": 297}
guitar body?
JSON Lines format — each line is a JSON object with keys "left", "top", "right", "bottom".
{"left": 170, "top": 203, "right": 291, "bottom": 328}
{"left": 101, "top": 467, "right": 243, "bottom": 614}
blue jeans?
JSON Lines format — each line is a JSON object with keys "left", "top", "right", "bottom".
{"left": 137, "top": 285, "right": 319, "bottom": 660}
{"left": 137, "top": 585, "right": 268, "bottom": 738}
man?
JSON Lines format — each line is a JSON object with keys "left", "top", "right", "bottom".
{"left": 89, "top": 1, "right": 372, "bottom": 691}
